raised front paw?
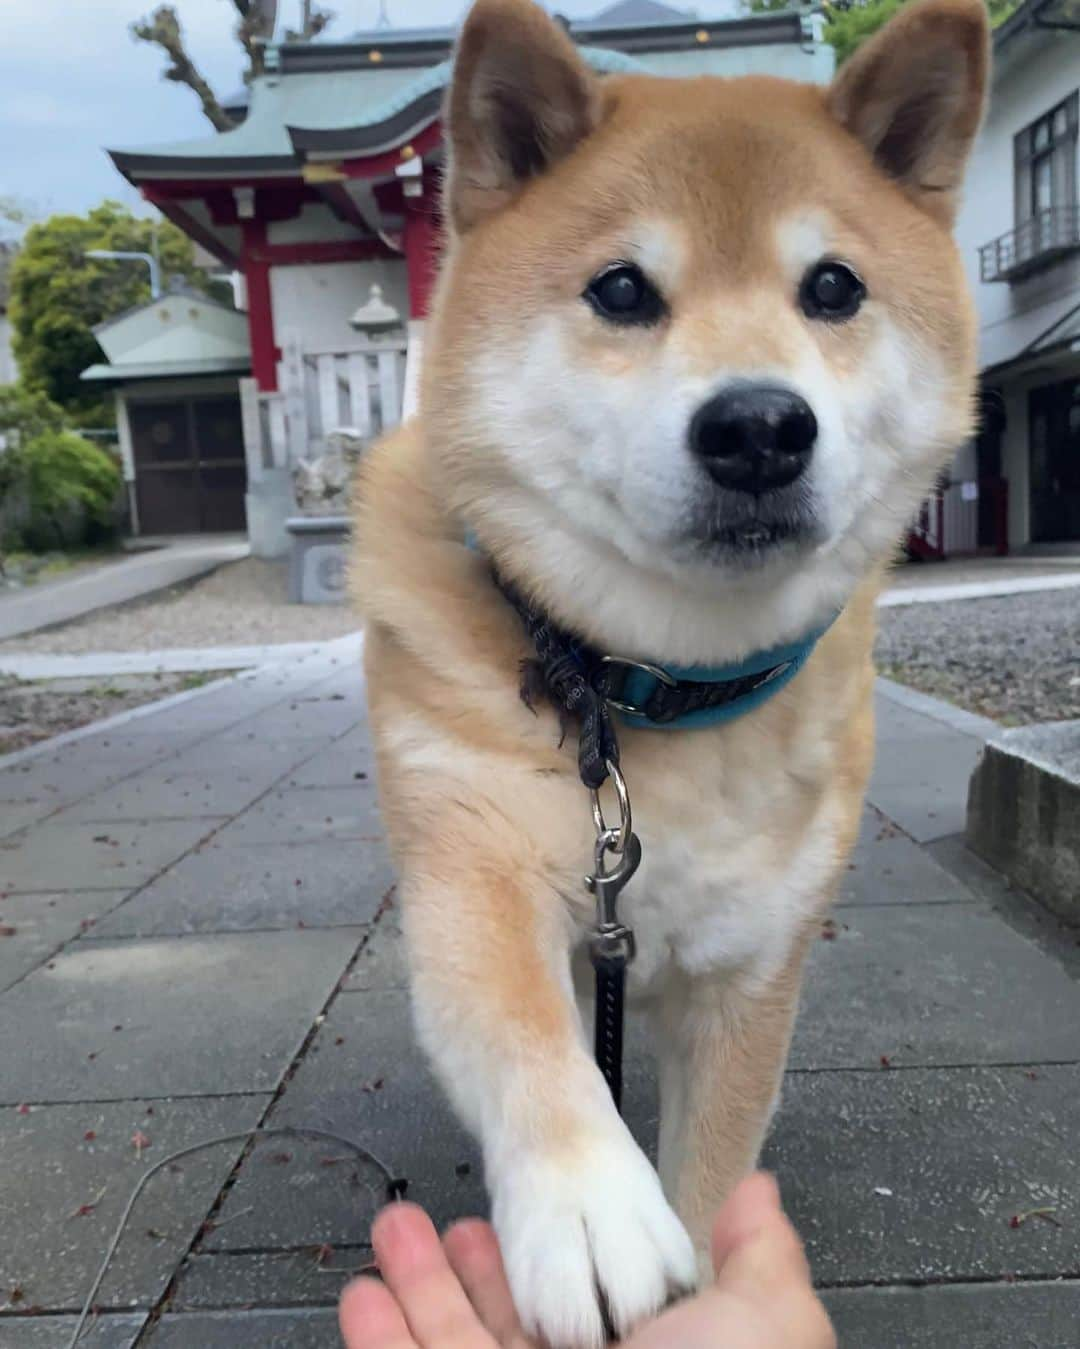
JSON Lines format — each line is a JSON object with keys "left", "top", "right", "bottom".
{"left": 491, "top": 1132, "right": 697, "bottom": 1349}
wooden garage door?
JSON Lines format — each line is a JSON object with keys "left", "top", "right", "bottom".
{"left": 130, "top": 395, "right": 247, "bottom": 535}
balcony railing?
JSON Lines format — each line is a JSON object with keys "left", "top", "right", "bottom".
{"left": 979, "top": 206, "right": 1080, "bottom": 283}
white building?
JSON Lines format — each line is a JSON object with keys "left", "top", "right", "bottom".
{"left": 80, "top": 289, "right": 252, "bottom": 537}
{"left": 951, "top": 0, "right": 1080, "bottom": 554}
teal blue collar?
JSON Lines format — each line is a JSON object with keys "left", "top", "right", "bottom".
{"left": 468, "top": 532, "right": 838, "bottom": 732}
{"left": 606, "top": 622, "right": 835, "bottom": 731}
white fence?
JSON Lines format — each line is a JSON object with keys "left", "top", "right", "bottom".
{"left": 240, "top": 332, "right": 407, "bottom": 484}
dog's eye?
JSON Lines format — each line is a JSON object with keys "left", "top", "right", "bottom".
{"left": 799, "top": 261, "right": 866, "bottom": 321}
{"left": 584, "top": 264, "right": 665, "bottom": 326}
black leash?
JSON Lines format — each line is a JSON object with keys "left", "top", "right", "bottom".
{"left": 586, "top": 830, "right": 641, "bottom": 1110}
{"left": 496, "top": 573, "right": 642, "bottom": 1111}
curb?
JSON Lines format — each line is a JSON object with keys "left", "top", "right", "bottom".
{"left": 875, "top": 676, "right": 998, "bottom": 741}
{"left": 0, "top": 632, "right": 366, "bottom": 774}
{"left": 0, "top": 671, "right": 245, "bottom": 773}
{"left": 879, "top": 572, "right": 1080, "bottom": 607}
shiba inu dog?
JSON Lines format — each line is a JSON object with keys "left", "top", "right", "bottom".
{"left": 353, "top": 0, "right": 988, "bottom": 1343}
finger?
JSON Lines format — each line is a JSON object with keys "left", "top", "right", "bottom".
{"left": 339, "top": 1276, "right": 417, "bottom": 1349}
{"left": 443, "top": 1219, "right": 528, "bottom": 1348}
{"left": 372, "top": 1202, "right": 496, "bottom": 1349}
{"left": 712, "top": 1173, "right": 810, "bottom": 1285}
{"left": 711, "top": 1175, "right": 827, "bottom": 1342}
{"left": 710, "top": 1172, "right": 784, "bottom": 1272}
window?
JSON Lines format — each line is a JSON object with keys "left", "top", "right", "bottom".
{"left": 1015, "top": 93, "right": 1078, "bottom": 236}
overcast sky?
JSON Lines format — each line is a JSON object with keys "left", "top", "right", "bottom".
{"left": 0, "top": 0, "right": 731, "bottom": 227}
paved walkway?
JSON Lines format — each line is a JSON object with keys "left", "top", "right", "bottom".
{"left": 0, "top": 540, "right": 250, "bottom": 643}
{"left": 1, "top": 668, "right": 1078, "bottom": 1347}
{"left": 881, "top": 553, "right": 1080, "bottom": 607}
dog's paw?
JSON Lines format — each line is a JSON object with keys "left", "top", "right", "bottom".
{"left": 491, "top": 1132, "right": 697, "bottom": 1349}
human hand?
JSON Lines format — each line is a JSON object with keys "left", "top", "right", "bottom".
{"left": 339, "top": 1172, "right": 834, "bottom": 1349}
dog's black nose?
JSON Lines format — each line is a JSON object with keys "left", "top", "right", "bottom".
{"left": 690, "top": 384, "right": 817, "bottom": 494}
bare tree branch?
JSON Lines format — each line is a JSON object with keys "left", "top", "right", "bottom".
{"left": 131, "top": 1, "right": 335, "bottom": 130}
{"left": 232, "top": 0, "right": 271, "bottom": 81}
{"left": 131, "top": 5, "right": 233, "bottom": 131}
{"left": 284, "top": 0, "right": 334, "bottom": 41}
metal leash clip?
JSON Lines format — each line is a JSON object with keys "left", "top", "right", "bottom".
{"left": 585, "top": 759, "right": 640, "bottom": 1110}
{"left": 586, "top": 828, "right": 641, "bottom": 963}
{"left": 585, "top": 759, "right": 640, "bottom": 964}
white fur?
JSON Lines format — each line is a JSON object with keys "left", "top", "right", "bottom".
{"left": 455, "top": 207, "right": 962, "bottom": 669}
{"left": 490, "top": 1121, "right": 698, "bottom": 1349}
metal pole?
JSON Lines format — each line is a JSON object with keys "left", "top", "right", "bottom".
{"left": 85, "top": 250, "right": 162, "bottom": 300}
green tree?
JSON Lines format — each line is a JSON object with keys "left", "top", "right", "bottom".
{"left": 20, "top": 430, "right": 122, "bottom": 549}
{"left": 752, "top": 0, "right": 1020, "bottom": 64}
{"left": 0, "top": 387, "right": 73, "bottom": 562}
{"left": 8, "top": 201, "right": 212, "bottom": 422}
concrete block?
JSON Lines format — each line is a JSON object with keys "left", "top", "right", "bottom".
{"left": 246, "top": 470, "right": 293, "bottom": 560}
{"left": 967, "top": 720, "right": 1080, "bottom": 924}
{"left": 287, "top": 517, "right": 350, "bottom": 605}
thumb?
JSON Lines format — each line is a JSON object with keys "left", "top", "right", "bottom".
{"left": 711, "top": 1173, "right": 814, "bottom": 1296}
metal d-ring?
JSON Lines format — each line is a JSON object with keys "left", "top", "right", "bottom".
{"left": 590, "top": 758, "right": 632, "bottom": 856}
{"left": 598, "top": 654, "right": 677, "bottom": 716}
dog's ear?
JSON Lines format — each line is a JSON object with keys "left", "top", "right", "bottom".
{"left": 827, "top": 0, "right": 990, "bottom": 225}
{"left": 445, "top": 0, "right": 600, "bottom": 233}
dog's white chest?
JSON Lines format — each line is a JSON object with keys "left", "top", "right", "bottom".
{"left": 584, "top": 795, "right": 839, "bottom": 996}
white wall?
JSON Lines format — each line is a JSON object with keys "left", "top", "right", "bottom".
{"left": 269, "top": 204, "right": 359, "bottom": 245}
{"left": 954, "top": 31, "right": 1080, "bottom": 366}
{"left": 270, "top": 258, "right": 409, "bottom": 361}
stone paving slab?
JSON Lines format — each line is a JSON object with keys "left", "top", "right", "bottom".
{"left": 162, "top": 736, "right": 332, "bottom": 781}
{"left": 0, "top": 929, "right": 363, "bottom": 1104}
{"left": 0, "top": 819, "right": 224, "bottom": 894}
{"left": 165, "top": 692, "right": 362, "bottom": 743}
{"left": 0, "top": 890, "right": 130, "bottom": 995}
{"left": 0, "top": 745, "right": 176, "bottom": 811}
{"left": 869, "top": 702, "right": 987, "bottom": 843}
{"left": 202, "top": 987, "right": 483, "bottom": 1249}
{"left": 792, "top": 902, "right": 1080, "bottom": 1070}
{"left": 838, "top": 807, "right": 975, "bottom": 907}
{"left": 0, "top": 817, "right": 224, "bottom": 896}
{"left": 0, "top": 1095, "right": 268, "bottom": 1314}
{"left": 823, "top": 1279, "right": 1080, "bottom": 1348}
{"left": 171, "top": 1247, "right": 363, "bottom": 1310}
{"left": 762, "top": 1064, "right": 1079, "bottom": 1285}
{"left": 0, "top": 800, "right": 60, "bottom": 841}
{"left": 0, "top": 1313, "right": 145, "bottom": 1348}
{"left": 240, "top": 698, "right": 364, "bottom": 742}
{"left": 57, "top": 766, "right": 288, "bottom": 825}
{"left": 203, "top": 985, "right": 659, "bottom": 1252}
{"left": 145, "top": 1308, "right": 340, "bottom": 1346}
{"left": 93, "top": 840, "right": 392, "bottom": 938}
{"left": 208, "top": 787, "right": 382, "bottom": 848}
{"left": 340, "top": 901, "right": 405, "bottom": 992}
{"left": 283, "top": 739, "right": 376, "bottom": 791}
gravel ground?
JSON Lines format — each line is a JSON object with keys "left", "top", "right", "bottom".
{"left": 0, "top": 558, "right": 360, "bottom": 655}
{"left": 876, "top": 588, "right": 1080, "bottom": 725}
{"left": 0, "top": 672, "right": 227, "bottom": 755}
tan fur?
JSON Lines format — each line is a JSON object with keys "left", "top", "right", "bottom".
{"left": 352, "top": 2, "right": 987, "bottom": 1343}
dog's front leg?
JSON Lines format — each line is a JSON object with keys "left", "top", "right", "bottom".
{"left": 655, "top": 939, "right": 811, "bottom": 1268}
{"left": 402, "top": 865, "right": 696, "bottom": 1349}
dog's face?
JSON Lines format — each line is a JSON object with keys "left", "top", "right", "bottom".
{"left": 426, "top": 0, "right": 987, "bottom": 621}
